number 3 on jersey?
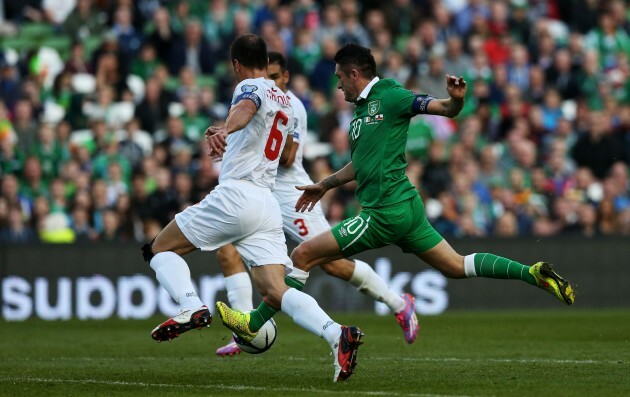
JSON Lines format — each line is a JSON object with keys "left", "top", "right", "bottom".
{"left": 294, "top": 218, "right": 309, "bottom": 236}
{"left": 265, "top": 110, "right": 288, "bottom": 160}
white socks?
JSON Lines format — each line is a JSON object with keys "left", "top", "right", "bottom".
{"left": 288, "top": 267, "right": 310, "bottom": 285}
{"left": 281, "top": 288, "right": 342, "bottom": 348}
{"left": 350, "top": 260, "right": 406, "bottom": 313}
{"left": 150, "top": 251, "right": 203, "bottom": 311}
{"left": 464, "top": 254, "right": 477, "bottom": 277}
{"left": 224, "top": 272, "right": 254, "bottom": 312}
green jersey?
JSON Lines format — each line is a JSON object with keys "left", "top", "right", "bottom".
{"left": 349, "top": 78, "right": 435, "bottom": 208}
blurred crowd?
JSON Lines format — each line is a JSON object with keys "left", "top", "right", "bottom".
{"left": 1, "top": 0, "right": 630, "bottom": 244}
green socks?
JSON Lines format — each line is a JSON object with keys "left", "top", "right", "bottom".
{"left": 466, "top": 253, "right": 537, "bottom": 286}
{"left": 248, "top": 302, "right": 278, "bottom": 332}
{"left": 247, "top": 275, "right": 304, "bottom": 332}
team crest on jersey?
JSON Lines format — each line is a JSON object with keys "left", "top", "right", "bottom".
{"left": 241, "top": 84, "right": 258, "bottom": 93}
{"left": 368, "top": 100, "right": 380, "bottom": 116}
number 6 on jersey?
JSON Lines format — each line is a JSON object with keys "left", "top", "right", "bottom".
{"left": 265, "top": 111, "right": 288, "bottom": 160}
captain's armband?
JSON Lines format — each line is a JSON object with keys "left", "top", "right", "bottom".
{"left": 411, "top": 94, "right": 436, "bottom": 114}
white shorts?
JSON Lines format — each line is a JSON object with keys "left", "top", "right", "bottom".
{"left": 275, "top": 196, "right": 331, "bottom": 244}
{"left": 175, "top": 179, "right": 292, "bottom": 268}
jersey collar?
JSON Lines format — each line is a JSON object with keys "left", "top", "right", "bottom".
{"left": 356, "top": 77, "right": 380, "bottom": 102}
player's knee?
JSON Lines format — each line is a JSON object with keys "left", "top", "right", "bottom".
{"left": 439, "top": 256, "right": 466, "bottom": 279}
{"left": 150, "top": 232, "right": 172, "bottom": 255}
{"left": 290, "top": 242, "right": 312, "bottom": 270}
{"left": 216, "top": 246, "right": 238, "bottom": 270}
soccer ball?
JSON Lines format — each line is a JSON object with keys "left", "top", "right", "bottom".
{"left": 233, "top": 318, "right": 277, "bottom": 354}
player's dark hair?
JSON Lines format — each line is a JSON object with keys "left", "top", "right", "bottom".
{"left": 230, "top": 34, "right": 268, "bottom": 70}
{"left": 334, "top": 43, "right": 376, "bottom": 79}
{"left": 267, "top": 52, "right": 287, "bottom": 72}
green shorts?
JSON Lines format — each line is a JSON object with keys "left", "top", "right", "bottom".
{"left": 331, "top": 195, "right": 443, "bottom": 257}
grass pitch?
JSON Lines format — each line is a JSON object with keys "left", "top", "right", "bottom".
{"left": 1, "top": 310, "right": 629, "bottom": 396}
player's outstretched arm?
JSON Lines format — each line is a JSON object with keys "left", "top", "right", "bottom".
{"left": 295, "top": 162, "right": 355, "bottom": 212}
{"left": 205, "top": 99, "right": 258, "bottom": 156}
{"left": 426, "top": 74, "right": 467, "bottom": 118}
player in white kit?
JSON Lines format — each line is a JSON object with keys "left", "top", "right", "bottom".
{"left": 143, "top": 35, "right": 363, "bottom": 382}
{"left": 215, "top": 52, "right": 419, "bottom": 357}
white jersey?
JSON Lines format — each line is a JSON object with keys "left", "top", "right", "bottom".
{"left": 219, "top": 78, "right": 294, "bottom": 190}
{"left": 274, "top": 90, "right": 313, "bottom": 203}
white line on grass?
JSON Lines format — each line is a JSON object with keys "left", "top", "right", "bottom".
{"left": 30, "top": 356, "right": 620, "bottom": 365}
{"left": 0, "top": 376, "right": 469, "bottom": 397}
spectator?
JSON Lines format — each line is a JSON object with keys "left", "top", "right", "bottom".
{"left": 545, "top": 49, "right": 581, "bottom": 100}
{"left": 443, "top": 36, "right": 472, "bottom": 79}
{"left": 317, "top": 4, "right": 344, "bottom": 43}
{"left": 577, "top": 203, "right": 599, "bottom": 237}
{"left": 130, "top": 43, "right": 159, "bottom": 80}
{"left": 92, "top": 136, "right": 131, "bottom": 182}
{"left": 63, "top": 0, "right": 104, "bottom": 40}
{"left": 585, "top": 12, "right": 630, "bottom": 69}
{"left": 114, "top": 193, "right": 136, "bottom": 240}
{"left": 147, "top": 7, "right": 180, "bottom": 64}
{"left": 147, "top": 167, "right": 177, "bottom": 227}
{"left": 20, "top": 157, "right": 48, "bottom": 204}
{"left": 168, "top": 19, "right": 215, "bottom": 76}
{"left": 383, "top": 0, "right": 421, "bottom": 37}
{"left": 494, "top": 211, "right": 518, "bottom": 237}
{"left": 181, "top": 94, "right": 211, "bottom": 142}
{"left": 0, "top": 136, "right": 24, "bottom": 177}
{"left": 13, "top": 99, "right": 39, "bottom": 154}
{"left": 100, "top": 209, "right": 121, "bottom": 241}
{"left": 572, "top": 112, "right": 623, "bottom": 179}
{"left": 292, "top": 29, "right": 321, "bottom": 76}
{"left": 327, "top": 128, "right": 351, "bottom": 172}
{"left": 598, "top": 198, "right": 619, "bottom": 235}
{"left": 507, "top": 44, "right": 530, "bottom": 92}
{"left": 71, "top": 206, "right": 97, "bottom": 242}
{"left": 0, "top": 61, "right": 21, "bottom": 111}
{"left": 48, "top": 178, "right": 68, "bottom": 214}
{"left": 0, "top": 205, "right": 38, "bottom": 243}
{"left": 418, "top": 51, "right": 449, "bottom": 98}
{"left": 110, "top": 5, "right": 142, "bottom": 60}
{"left": 422, "top": 142, "right": 451, "bottom": 197}
{"left": 134, "top": 77, "right": 171, "bottom": 135}
{"left": 310, "top": 39, "right": 338, "bottom": 96}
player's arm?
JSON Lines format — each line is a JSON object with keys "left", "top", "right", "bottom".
{"left": 205, "top": 96, "right": 259, "bottom": 156}
{"left": 279, "top": 134, "right": 295, "bottom": 166}
{"left": 425, "top": 75, "right": 466, "bottom": 118}
{"left": 295, "top": 162, "right": 355, "bottom": 212}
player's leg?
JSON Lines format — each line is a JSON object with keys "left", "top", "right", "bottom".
{"left": 217, "top": 244, "right": 253, "bottom": 312}
{"left": 215, "top": 227, "right": 364, "bottom": 382}
{"left": 215, "top": 244, "right": 251, "bottom": 356}
{"left": 143, "top": 219, "right": 209, "bottom": 342}
{"left": 403, "top": 197, "right": 575, "bottom": 304}
{"left": 286, "top": 204, "right": 405, "bottom": 312}
{"left": 415, "top": 239, "right": 575, "bottom": 304}
{"left": 321, "top": 258, "right": 417, "bottom": 343}
{"left": 321, "top": 259, "right": 406, "bottom": 314}
{"left": 284, "top": 202, "right": 417, "bottom": 341}
{"left": 216, "top": 263, "right": 364, "bottom": 382}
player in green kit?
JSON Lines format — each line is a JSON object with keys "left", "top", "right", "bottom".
{"left": 217, "top": 44, "right": 575, "bottom": 347}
